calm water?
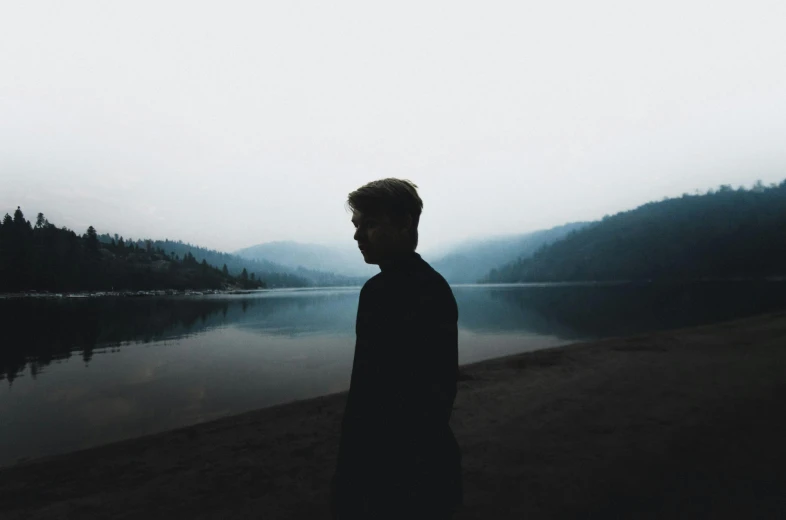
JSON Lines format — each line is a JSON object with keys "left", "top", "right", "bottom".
{"left": 2, "top": 281, "right": 786, "bottom": 467}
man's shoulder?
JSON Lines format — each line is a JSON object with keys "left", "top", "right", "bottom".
{"left": 360, "top": 272, "right": 385, "bottom": 292}
{"left": 416, "top": 257, "right": 453, "bottom": 292}
{"left": 410, "top": 260, "right": 457, "bottom": 320}
{"left": 359, "top": 260, "right": 456, "bottom": 319}
{"left": 361, "top": 264, "right": 449, "bottom": 293}
{"left": 360, "top": 255, "right": 453, "bottom": 296}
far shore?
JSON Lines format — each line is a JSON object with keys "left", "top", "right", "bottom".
{"left": 1, "top": 311, "right": 785, "bottom": 519}
{"left": 3, "top": 276, "right": 784, "bottom": 300}
{"left": 0, "top": 286, "right": 362, "bottom": 300}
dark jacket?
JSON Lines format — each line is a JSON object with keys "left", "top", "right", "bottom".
{"left": 331, "top": 251, "right": 462, "bottom": 516}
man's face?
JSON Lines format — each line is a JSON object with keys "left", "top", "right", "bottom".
{"left": 351, "top": 210, "right": 411, "bottom": 265}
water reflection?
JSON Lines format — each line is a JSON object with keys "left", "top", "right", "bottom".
{"left": 455, "top": 280, "right": 786, "bottom": 339}
{"left": 0, "top": 289, "right": 361, "bottom": 383}
{"left": 1, "top": 282, "right": 785, "bottom": 466}
{"left": 4, "top": 281, "right": 786, "bottom": 384}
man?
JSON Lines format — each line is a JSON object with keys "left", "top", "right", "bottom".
{"left": 330, "top": 179, "right": 463, "bottom": 519}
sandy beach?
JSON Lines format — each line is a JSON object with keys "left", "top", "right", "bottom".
{"left": 1, "top": 311, "right": 785, "bottom": 519}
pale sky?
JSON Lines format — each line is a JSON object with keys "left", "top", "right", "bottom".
{"left": 2, "top": 0, "right": 785, "bottom": 256}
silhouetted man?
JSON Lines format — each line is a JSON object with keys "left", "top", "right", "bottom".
{"left": 330, "top": 179, "right": 462, "bottom": 519}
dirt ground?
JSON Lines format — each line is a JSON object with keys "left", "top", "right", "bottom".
{"left": 2, "top": 311, "right": 785, "bottom": 519}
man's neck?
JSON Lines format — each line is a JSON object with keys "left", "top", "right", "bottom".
{"left": 378, "top": 249, "right": 418, "bottom": 272}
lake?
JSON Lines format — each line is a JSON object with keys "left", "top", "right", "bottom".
{"left": 2, "top": 281, "right": 786, "bottom": 467}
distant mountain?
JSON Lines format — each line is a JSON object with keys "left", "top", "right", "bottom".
{"left": 138, "top": 239, "right": 366, "bottom": 288}
{"left": 484, "top": 180, "right": 786, "bottom": 283}
{"left": 235, "top": 241, "right": 378, "bottom": 278}
{"left": 429, "top": 222, "right": 590, "bottom": 284}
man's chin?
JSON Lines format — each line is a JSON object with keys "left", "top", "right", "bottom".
{"left": 360, "top": 251, "right": 378, "bottom": 265}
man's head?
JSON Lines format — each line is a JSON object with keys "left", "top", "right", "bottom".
{"left": 347, "top": 178, "right": 423, "bottom": 265}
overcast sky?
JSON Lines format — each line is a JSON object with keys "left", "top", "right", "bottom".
{"left": 1, "top": 0, "right": 785, "bottom": 256}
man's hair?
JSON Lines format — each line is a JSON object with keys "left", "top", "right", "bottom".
{"left": 346, "top": 178, "right": 424, "bottom": 249}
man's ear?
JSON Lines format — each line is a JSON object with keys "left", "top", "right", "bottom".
{"left": 402, "top": 214, "right": 413, "bottom": 232}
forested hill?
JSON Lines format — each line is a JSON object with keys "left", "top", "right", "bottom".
{"left": 0, "top": 208, "right": 264, "bottom": 293}
{"left": 0, "top": 206, "right": 363, "bottom": 293}
{"left": 112, "top": 239, "right": 365, "bottom": 288}
{"left": 430, "top": 222, "right": 589, "bottom": 284}
{"left": 101, "top": 238, "right": 310, "bottom": 288}
{"left": 484, "top": 180, "right": 786, "bottom": 283}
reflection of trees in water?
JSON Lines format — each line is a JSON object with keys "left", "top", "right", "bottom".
{"left": 1, "top": 297, "right": 233, "bottom": 384}
{"left": 6, "top": 283, "right": 785, "bottom": 385}
{"left": 482, "top": 281, "right": 786, "bottom": 339}
{"left": 0, "top": 291, "right": 360, "bottom": 384}
{"left": 454, "top": 287, "right": 578, "bottom": 337}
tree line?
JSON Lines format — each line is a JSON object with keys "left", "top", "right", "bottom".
{"left": 130, "top": 239, "right": 366, "bottom": 288}
{"left": 108, "top": 237, "right": 315, "bottom": 288}
{"left": 483, "top": 179, "right": 786, "bottom": 283}
{"left": 0, "top": 208, "right": 265, "bottom": 292}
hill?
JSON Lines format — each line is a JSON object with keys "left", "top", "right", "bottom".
{"left": 484, "top": 180, "right": 786, "bottom": 283}
{"left": 120, "top": 239, "right": 364, "bottom": 288}
{"left": 0, "top": 208, "right": 263, "bottom": 293}
{"left": 235, "top": 241, "right": 377, "bottom": 279}
{"left": 429, "top": 222, "right": 589, "bottom": 284}
{"left": 125, "top": 239, "right": 311, "bottom": 288}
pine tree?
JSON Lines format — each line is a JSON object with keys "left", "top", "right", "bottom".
{"left": 85, "top": 226, "right": 99, "bottom": 253}
{"left": 13, "top": 206, "right": 25, "bottom": 226}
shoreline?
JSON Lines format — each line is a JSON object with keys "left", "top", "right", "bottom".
{"left": 4, "top": 277, "right": 784, "bottom": 299}
{"left": 0, "top": 289, "right": 250, "bottom": 300}
{"left": 0, "top": 286, "right": 362, "bottom": 300}
{"left": 2, "top": 311, "right": 786, "bottom": 518}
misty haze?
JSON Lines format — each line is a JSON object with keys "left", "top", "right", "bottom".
{"left": 2, "top": 1, "right": 786, "bottom": 519}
